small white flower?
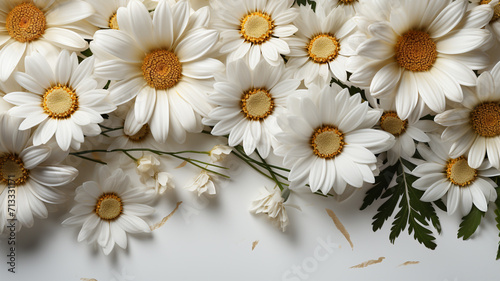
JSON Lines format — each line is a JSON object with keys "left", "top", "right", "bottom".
{"left": 185, "top": 170, "right": 216, "bottom": 196}
{"left": 136, "top": 154, "right": 174, "bottom": 194}
{"left": 136, "top": 154, "right": 160, "bottom": 177}
{"left": 209, "top": 145, "right": 232, "bottom": 163}
{"left": 249, "top": 187, "right": 288, "bottom": 232}
{"left": 62, "top": 166, "right": 155, "bottom": 255}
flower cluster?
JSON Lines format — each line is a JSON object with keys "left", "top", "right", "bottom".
{"left": 1, "top": 0, "right": 500, "bottom": 257}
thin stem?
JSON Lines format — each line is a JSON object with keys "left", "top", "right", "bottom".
{"left": 255, "top": 150, "right": 288, "bottom": 194}
{"left": 232, "top": 149, "right": 289, "bottom": 187}
{"left": 72, "top": 154, "right": 107, "bottom": 165}
{"left": 123, "top": 151, "right": 138, "bottom": 162}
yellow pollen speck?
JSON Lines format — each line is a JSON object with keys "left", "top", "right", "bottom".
{"left": 308, "top": 34, "right": 340, "bottom": 64}
{"left": 240, "top": 12, "right": 274, "bottom": 44}
{"left": 95, "top": 193, "right": 123, "bottom": 221}
{"left": 395, "top": 30, "right": 437, "bottom": 72}
{"left": 241, "top": 88, "right": 274, "bottom": 121}
{"left": 380, "top": 111, "right": 408, "bottom": 137}
{"left": 470, "top": 102, "right": 500, "bottom": 137}
{"left": 142, "top": 49, "right": 182, "bottom": 90}
{"left": 6, "top": 2, "right": 46, "bottom": 43}
{"left": 446, "top": 156, "right": 477, "bottom": 187}
{"left": 311, "top": 126, "right": 345, "bottom": 159}
{"left": 109, "top": 13, "right": 119, "bottom": 30}
{"left": 42, "top": 84, "right": 79, "bottom": 119}
{"left": 127, "top": 124, "right": 150, "bottom": 142}
{"left": 0, "top": 154, "right": 29, "bottom": 186}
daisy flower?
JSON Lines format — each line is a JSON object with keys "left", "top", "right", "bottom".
{"left": 212, "top": 0, "right": 298, "bottom": 69}
{"left": 319, "top": 0, "right": 361, "bottom": 16}
{"left": 85, "top": 0, "right": 159, "bottom": 30}
{"left": 285, "top": 2, "right": 356, "bottom": 87}
{"left": 470, "top": 0, "right": 500, "bottom": 42}
{"left": 274, "top": 84, "right": 394, "bottom": 195}
{"left": 62, "top": 166, "right": 155, "bottom": 255}
{"left": 0, "top": 0, "right": 95, "bottom": 81}
{"left": 347, "top": 0, "right": 491, "bottom": 119}
{"left": 4, "top": 51, "right": 116, "bottom": 151}
{"left": 435, "top": 61, "right": 500, "bottom": 170}
{"left": 91, "top": 0, "right": 223, "bottom": 143}
{"left": 412, "top": 134, "right": 499, "bottom": 215}
{"left": 0, "top": 115, "right": 78, "bottom": 234}
{"left": 205, "top": 60, "right": 300, "bottom": 158}
{"left": 375, "top": 100, "right": 436, "bottom": 165}
{"left": 249, "top": 186, "right": 288, "bottom": 231}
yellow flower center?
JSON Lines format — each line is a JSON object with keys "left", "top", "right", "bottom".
{"left": 0, "top": 154, "right": 29, "bottom": 186}
{"left": 338, "top": 0, "right": 357, "bottom": 5}
{"left": 395, "top": 30, "right": 437, "bottom": 72}
{"left": 307, "top": 34, "right": 340, "bottom": 64}
{"left": 6, "top": 2, "right": 46, "bottom": 43}
{"left": 241, "top": 88, "right": 274, "bottom": 121}
{"left": 95, "top": 193, "right": 123, "bottom": 221}
{"left": 380, "top": 111, "right": 408, "bottom": 137}
{"left": 470, "top": 102, "right": 500, "bottom": 137}
{"left": 311, "top": 126, "right": 345, "bottom": 159}
{"left": 142, "top": 49, "right": 182, "bottom": 90}
{"left": 240, "top": 12, "right": 274, "bottom": 44}
{"left": 127, "top": 124, "right": 150, "bottom": 142}
{"left": 446, "top": 156, "right": 477, "bottom": 187}
{"left": 109, "top": 13, "right": 119, "bottom": 30}
{"left": 42, "top": 84, "right": 79, "bottom": 119}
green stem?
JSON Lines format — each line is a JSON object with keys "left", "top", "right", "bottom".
{"left": 232, "top": 149, "right": 289, "bottom": 187}
{"left": 72, "top": 154, "right": 107, "bottom": 165}
{"left": 255, "top": 150, "right": 290, "bottom": 201}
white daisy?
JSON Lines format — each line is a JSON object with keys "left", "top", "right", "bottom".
{"left": 435, "top": 61, "right": 500, "bottom": 170}
{"left": 4, "top": 50, "right": 116, "bottom": 151}
{"left": 84, "top": 0, "right": 160, "bottom": 30}
{"left": 91, "top": 0, "right": 223, "bottom": 143}
{"left": 62, "top": 166, "right": 155, "bottom": 255}
{"left": 319, "top": 0, "right": 361, "bottom": 16}
{"left": 249, "top": 186, "right": 288, "bottom": 231}
{"left": 205, "top": 60, "right": 300, "bottom": 158}
{"left": 470, "top": 0, "right": 500, "bottom": 42}
{"left": 347, "top": 0, "right": 491, "bottom": 119}
{"left": 285, "top": 2, "right": 356, "bottom": 87}
{"left": 185, "top": 170, "right": 216, "bottom": 196}
{"left": 274, "top": 84, "right": 394, "bottom": 195}
{"left": 412, "top": 134, "right": 499, "bottom": 215}
{"left": 212, "top": 0, "right": 298, "bottom": 69}
{"left": 0, "top": 115, "right": 78, "bottom": 234}
{"left": 0, "top": 0, "right": 95, "bottom": 81}
{"left": 374, "top": 100, "right": 436, "bottom": 165}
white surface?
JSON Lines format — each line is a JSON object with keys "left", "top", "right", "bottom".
{"left": 0, "top": 132, "right": 500, "bottom": 281}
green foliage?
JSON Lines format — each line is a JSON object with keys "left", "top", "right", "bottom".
{"left": 362, "top": 159, "right": 442, "bottom": 250}
{"left": 457, "top": 206, "right": 485, "bottom": 240}
{"left": 294, "top": 0, "right": 316, "bottom": 11}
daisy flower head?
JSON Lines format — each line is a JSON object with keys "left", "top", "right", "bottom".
{"left": 375, "top": 99, "right": 436, "bottom": 165}
{"left": 205, "top": 60, "right": 301, "bottom": 158}
{"left": 318, "top": 0, "right": 360, "bottom": 16}
{"left": 348, "top": 0, "right": 491, "bottom": 120}
{"left": 85, "top": 0, "right": 160, "bottom": 30}
{"left": 413, "top": 134, "right": 499, "bottom": 215}
{"left": 274, "top": 84, "right": 395, "bottom": 195}
{"left": 285, "top": 2, "right": 357, "bottom": 87}
{"left": 249, "top": 186, "right": 288, "bottom": 231}
{"left": 470, "top": 0, "right": 500, "bottom": 42}
{"left": 0, "top": 115, "right": 78, "bottom": 233}
{"left": 212, "top": 0, "right": 298, "bottom": 69}
{"left": 92, "top": 0, "right": 223, "bottom": 144}
{"left": 435, "top": 61, "right": 500, "bottom": 170}
{"left": 4, "top": 50, "right": 116, "bottom": 151}
{"left": 62, "top": 166, "right": 155, "bottom": 255}
{"left": 0, "top": 0, "right": 95, "bottom": 81}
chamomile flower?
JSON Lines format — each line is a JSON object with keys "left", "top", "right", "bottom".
{"left": 92, "top": 0, "right": 222, "bottom": 143}
{"left": 0, "top": 115, "right": 78, "bottom": 234}
{"left": 412, "top": 134, "right": 499, "bottom": 215}
{"left": 4, "top": 51, "right": 116, "bottom": 151}
{"left": 348, "top": 0, "right": 491, "bottom": 119}
{"left": 62, "top": 166, "right": 155, "bottom": 255}
{"left": 205, "top": 60, "right": 300, "bottom": 158}
{"left": 212, "top": 0, "right": 298, "bottom": 69}
{"left": 274, "top": 84, "right": 394, "bottom": 195}
{"left": 285, "top": 3, "right": 356, "bottom": 87}
{"left": 249, "top": 186, "right": 288, "bottom": 231}
{"left": 470, "top": 0, "right": 500, "bottom": 42}
{"left": 0, "top": 0, "right": 95, "bottom": 81}
{"left": 435, "top": 61, "right": 500, "bottom": 170}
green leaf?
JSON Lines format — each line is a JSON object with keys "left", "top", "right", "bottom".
{"left": 457, "top": 206, "right": 485, "bottom": 240}
{"left": 360, "top": 162, "right": 398, "bottom": 210}
{"left": 368, "top": 159, "right": 440, "bottom": 250}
